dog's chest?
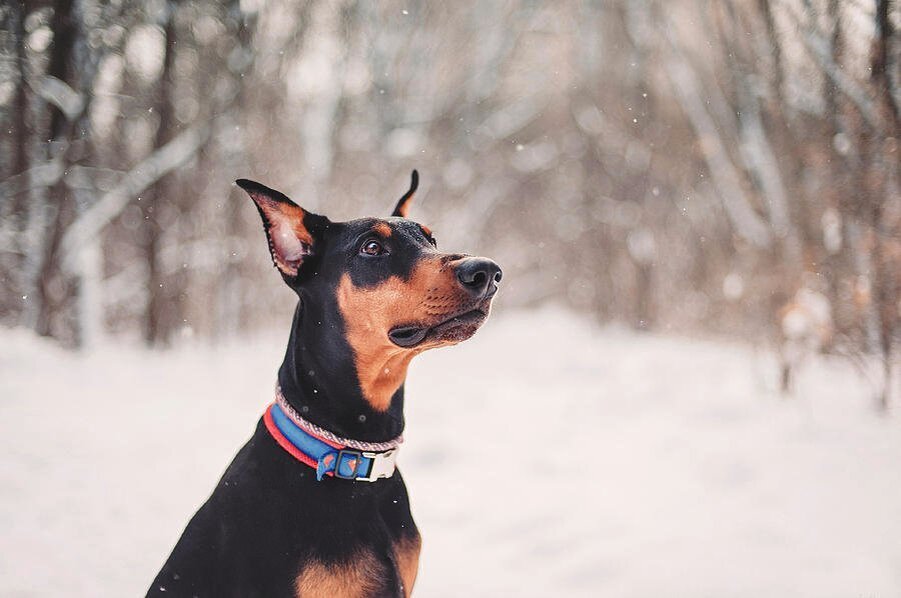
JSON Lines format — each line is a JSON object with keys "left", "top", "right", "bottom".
{"left": 293, "top": 535, "right": 420, "bottom": 598}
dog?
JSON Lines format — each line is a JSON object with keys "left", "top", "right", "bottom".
{"left": 147, "top": 171, "right": 502, "bottom": 597}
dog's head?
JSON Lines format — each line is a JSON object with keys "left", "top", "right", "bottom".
{"left": 237, "top": 171, "right": 502, "bottom": 410}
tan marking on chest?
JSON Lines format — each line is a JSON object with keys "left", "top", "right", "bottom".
{"left": 394, "top": 534, "right": 422, "bottom": 598}
{"left": 295, "top": 549, "right": 388, "bottom": 598}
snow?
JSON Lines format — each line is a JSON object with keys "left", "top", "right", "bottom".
{"left": 1, "top": 307, "right": 900, "bottom": 597}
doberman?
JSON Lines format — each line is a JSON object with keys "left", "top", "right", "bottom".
{"left": 147, "top": 171, "right": 502, "bottom": 597}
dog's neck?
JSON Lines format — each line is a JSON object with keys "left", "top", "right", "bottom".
{"left": 277, "top": 301, "right": 406, "bottom": 443}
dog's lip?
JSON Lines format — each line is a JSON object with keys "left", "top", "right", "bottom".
{"left": 387, "top": 326, "right": 430, "bottom": 347}
{"left": 388, "top": 306, "right": 489, "bottom": 348}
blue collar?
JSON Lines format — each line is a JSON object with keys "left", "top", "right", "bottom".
{"left": 264, "top": 401, "right": 399, "bottom": 482}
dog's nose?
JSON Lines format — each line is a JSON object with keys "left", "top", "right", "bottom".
{"left": 455, "top": 257, "right": 503, "bottom": 298}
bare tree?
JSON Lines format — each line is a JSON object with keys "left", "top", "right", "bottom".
{"left": 0, "top": 0, "right": 897, "bottom": 407}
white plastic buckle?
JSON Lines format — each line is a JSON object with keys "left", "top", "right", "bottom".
{"left": 356, "top": 448, "right": 398, "bottom": 482}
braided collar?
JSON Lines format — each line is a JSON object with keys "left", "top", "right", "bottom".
{"left": 264, "top": 386, "right": 402, "bottom": 482}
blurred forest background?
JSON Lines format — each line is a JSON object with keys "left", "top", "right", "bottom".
{"left": 0, "top": 0, "right": 898, "bottom": 404}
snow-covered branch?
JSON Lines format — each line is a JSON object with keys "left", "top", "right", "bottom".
{"left": 0, "top": 160, "right": 64, "bottom": 198}
{"left": 30, "top": 75, "right": 85, "bottom": 121}
{"left": 663, "top": 46, "right": 772, "bottom": 248}
{"left": 60, "top": 122, "right": 211, "bottom": 265}
{"left": 777, "top": 0, "right": 881, "bottom": 129}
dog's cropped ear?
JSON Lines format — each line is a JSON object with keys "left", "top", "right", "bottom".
{"left": 391, "top": 170, "right": 418, "bottom": 218}
{"left": 236, "top": 179, "right": 330, "bottom": 279}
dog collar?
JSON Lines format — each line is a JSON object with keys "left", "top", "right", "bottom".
{"left": 263, "top": 389, "right": 401, "bottom": 482}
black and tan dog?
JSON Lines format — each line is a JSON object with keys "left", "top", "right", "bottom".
{"left": 147, "top": 172, "right": 502, "bottom": 597}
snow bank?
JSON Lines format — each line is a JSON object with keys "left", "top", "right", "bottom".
{"left": 1, "top": 308, "right": 899, "bottom": 597}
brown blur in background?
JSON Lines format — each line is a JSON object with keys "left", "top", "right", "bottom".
{"left": 0, "top": 0, "right": 898, "bottom": 404}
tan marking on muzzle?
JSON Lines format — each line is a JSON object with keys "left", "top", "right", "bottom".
{"left": 336, "top": 257, "right": 466, "bottom": 411}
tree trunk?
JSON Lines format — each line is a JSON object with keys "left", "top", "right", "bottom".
{"left": 869, "top": 0, "right": 898, "bottom": 411}
{"left": 34, "top": 0, "right": 79, "bottom": 343}
{"left": 0, "top": 2, "right": 31, "bottom": 322}
{"left": 142, "top": 3, "right": 178, "bottom": 347}
{"left": 11, "top": 2, "right": 29, "bottom": 180}
{"left": 217, "top": 3, "right": 258, "bottom": 340}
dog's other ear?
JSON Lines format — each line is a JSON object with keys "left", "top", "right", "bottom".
{"left": 390, "top": 170, "right": 419, "bottom": 218}
{"left": 236, "top": 179, "right": 330, "bottom": 278}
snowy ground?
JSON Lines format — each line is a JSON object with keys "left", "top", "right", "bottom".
{"left": 1, "top": 307, "right": 900, "bottom": 597}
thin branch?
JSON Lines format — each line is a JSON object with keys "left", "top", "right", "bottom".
{"left": 475, "top": 97, "right": 545, "bottom": 145}
{"left": 737, "top": 77, "right": 793, "bottom": 238}
{"left": 0, "top": 164, "right": 127, "bottom": 197}
{"left": 778, "top": 0, "right": 881, "bottom": 129}
{"left": 662, "top": 28, "right": 772, "bottom": 248}
{"left": 60, "top": 122, "right": 212, "bottom": 265}
{"left": 0, "top": 160, "right": 65, "bottom": 198}
{"left": 725, "top": 6, "right": 795, "bottom": 245}
{"left": 30, "top": 75, "right": 85, "bottom": 121}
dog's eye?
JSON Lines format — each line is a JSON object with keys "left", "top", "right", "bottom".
{"left": 360, "top": 239, "right": 385, "bottom": 256}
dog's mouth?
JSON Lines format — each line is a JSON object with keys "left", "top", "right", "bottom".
{"left": 388, "top": 304, "right": 491, "bottom": 348}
